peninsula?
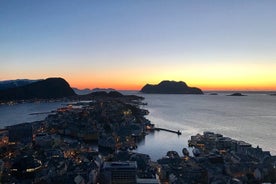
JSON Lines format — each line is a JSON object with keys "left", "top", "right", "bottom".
{"left": 140, "top": 80, "right": 203, "bottom": 94}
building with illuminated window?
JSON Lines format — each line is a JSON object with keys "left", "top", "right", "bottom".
{"left": 100, "top": 161, "right": 137, "bottom": 184}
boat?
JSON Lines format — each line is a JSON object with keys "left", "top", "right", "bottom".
{"left": 182, "top": 148, "right": 189, "bottom": 156}
{"left": 192, "top": 148, "right": 201, "bottom": 157}
{"left": 166, "top": 151, "right": 180, "bottom": 158}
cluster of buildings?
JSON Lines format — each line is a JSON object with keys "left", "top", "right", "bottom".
{"left": 0, "top": 94, "right": 276, "bottom": 183}
{"left": 0, "top": 96, "right": 159, "bottom": 183}
{"left": 45, "top": 99, "right": 148, "bottom": 150}
{"left": 157, "top": 131, "right": 276, "bottom": 183}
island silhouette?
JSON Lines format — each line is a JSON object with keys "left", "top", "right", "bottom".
{"left": 140, "top": 80, "right": 203, "bottom": 94}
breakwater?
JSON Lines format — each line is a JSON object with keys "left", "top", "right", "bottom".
{"left": 154, "top": 127, "right": 181, "bottom": 135}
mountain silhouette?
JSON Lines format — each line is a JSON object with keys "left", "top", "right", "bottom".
{"left": 0, "top": 78, "right": 76, "bottom": 101}
{"left": 0, "top": 79, "right": 41, "bottom": 90}
{"left": 140, "top": 80, "right": 203, "bottom": 94}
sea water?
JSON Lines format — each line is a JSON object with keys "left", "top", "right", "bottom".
{"left": 0, "top": 92, "right": 275, "bottom": 160}
{"left": 0, "top": 101, "right": 64, "bottom": 127}
{"left": 136, "top": 92, "right": 276, "bottom": 160}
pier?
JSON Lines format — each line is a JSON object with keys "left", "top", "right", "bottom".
{"left": 154, "top": 128, "right": 181, "bottom": 135}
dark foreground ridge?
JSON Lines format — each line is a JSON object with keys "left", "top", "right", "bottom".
{"left": 140, "top": 80, "right": 203, "bottom": 94}
{"left": 0, "top": 78, "right": 76, "bottom": 102}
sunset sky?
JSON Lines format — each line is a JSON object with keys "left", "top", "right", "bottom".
{"left": 1, "top": 1, "right": 276, "bottom": 90}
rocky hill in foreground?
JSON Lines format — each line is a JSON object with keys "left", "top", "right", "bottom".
{"left": 0, "top": 78, "right": 76, "bottom": 101}
{"left": 140, "top": 80, "right": 203, "bottom": 94}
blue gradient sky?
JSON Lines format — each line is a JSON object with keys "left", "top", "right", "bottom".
{"left": 1, "top": 1, "right": 276, "bottom": 90}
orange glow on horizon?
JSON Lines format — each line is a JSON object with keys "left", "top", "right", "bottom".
{"left": 2, "top": 61, "right": 276, "bottom": 92}
{"left": 198, "top": 84, "right": 276, "bottom": 91}
{"left": 69, "top": 79, "right": 276, "bottom": 91}
{"left": 69, "top": 79, "right": 145, "bottom": 91}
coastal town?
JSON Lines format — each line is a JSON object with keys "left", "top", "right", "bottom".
{"left": 0, "top": 93, "right": 275, "bottom": 184}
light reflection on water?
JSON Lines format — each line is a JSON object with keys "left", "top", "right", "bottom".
{"left": 136, "top": 131, "right": 193, "bottom": 161}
